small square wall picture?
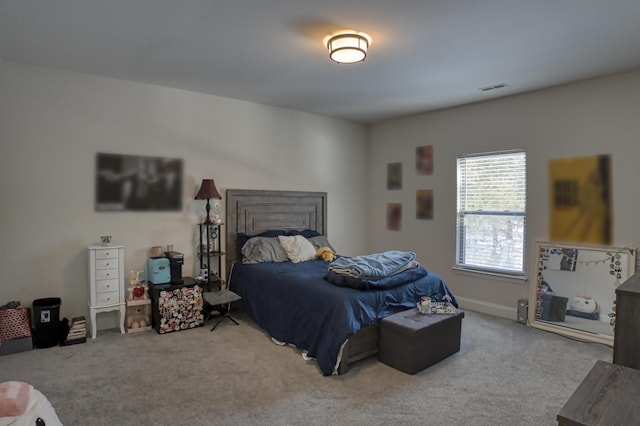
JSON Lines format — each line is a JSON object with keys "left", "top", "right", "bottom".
{"left": 416, "top": 145, "right": 433, "bottom": 176}
{"left": 387, "top": 162, "right": 402, "bottom": 190}
{"left": 416, "top": 189, "right": 434, "bottom": 219}
{"left": 387, "top": 203, "right": 402, "bottom": 231}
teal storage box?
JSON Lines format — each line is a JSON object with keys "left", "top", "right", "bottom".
{"left": 147, "top": 257, "right": 171, "bottom": 285}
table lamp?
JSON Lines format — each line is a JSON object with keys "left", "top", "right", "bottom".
{"left": 194, "top": 179, "right": 222, "bottom": 224}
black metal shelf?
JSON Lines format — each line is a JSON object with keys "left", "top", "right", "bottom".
{"left": 198, "top": 222, "right": 225, "bottom": 290}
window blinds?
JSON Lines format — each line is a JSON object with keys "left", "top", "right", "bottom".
{"left": 456, "top": 150, "right": 527, "bottom": 273}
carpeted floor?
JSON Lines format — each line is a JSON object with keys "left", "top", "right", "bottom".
{"left": 0, "top": 310, "right": 612, "bottom": 425}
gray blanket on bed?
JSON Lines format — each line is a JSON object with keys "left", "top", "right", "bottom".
{"left": 328, "top": 251, "right": 417, "bottom": 279}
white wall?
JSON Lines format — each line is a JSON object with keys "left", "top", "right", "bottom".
{"left": 0, "top": 62, "right": 369, "bottom": 330}
{"left": 368, "top": 71, "right": 640, "bottom": 319}
{"left": 2, "top": 61, "right": 638, "bottom": 331}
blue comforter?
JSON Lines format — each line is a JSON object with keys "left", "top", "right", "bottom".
{"left": 325, "top": 265, "right": 440, "bottom": 290}
{"left": 228, "top": 260, "right": 456, "bottom": 376}
{"left": 328, "top": 251, "right": 416, "bottom": 279}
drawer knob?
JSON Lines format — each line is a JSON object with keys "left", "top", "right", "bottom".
{"left": 105, "top": 262, "right": 110, "bottom": 266}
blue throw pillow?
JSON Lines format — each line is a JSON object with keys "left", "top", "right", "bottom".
{"left": 286, "top": 229, "right": 321, "bottom": 238}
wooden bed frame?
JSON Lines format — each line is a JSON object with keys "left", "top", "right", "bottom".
{"left": 225, "top": 189, "right": 378, "bottom": 374}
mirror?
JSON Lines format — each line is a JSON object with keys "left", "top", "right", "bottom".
{"left": 529, "top": 241, "right": 636, "bottom": 344}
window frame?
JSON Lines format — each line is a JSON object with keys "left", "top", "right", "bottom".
{"left": 455, "top": 149, "right": 527, "bottom": 277}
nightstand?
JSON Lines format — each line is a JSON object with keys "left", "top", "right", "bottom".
{"left": 198, "top": 222, "right": 225, "bottom": 290}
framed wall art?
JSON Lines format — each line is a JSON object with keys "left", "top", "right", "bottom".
{"left": 387, "top": 202, "right": 402, "bottom": 231}
{"left": 387, "top": 162, "right": 402, "bottom": 190}
{"left": 416, "top": 145, "right": 433, "bottom": 176}
{"left": 416, "top": 189, "right": 434, "bottom": 219}
{"left": 95, "top": 153, "right": 183, "bottom": 211}
{"left": 549, "top": 154, "right": 611, "bottom": 245}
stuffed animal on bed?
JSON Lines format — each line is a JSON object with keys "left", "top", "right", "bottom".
{"left": 316, "top": 246, "right": 336, "bottom": 262}
{"left": 569, "top": 295, "right": 598, "bottom": 314}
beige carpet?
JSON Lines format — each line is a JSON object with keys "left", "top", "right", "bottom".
{"left": 0, "top": 310, "right": 612, "bottom": 425}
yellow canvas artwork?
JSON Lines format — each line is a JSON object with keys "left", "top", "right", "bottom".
{"left": 549, "top": 154, "right": 612, "bottom": 245}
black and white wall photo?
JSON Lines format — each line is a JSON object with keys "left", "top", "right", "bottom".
{"left": 95, "top": 153, "right": 183, "bottom": 211}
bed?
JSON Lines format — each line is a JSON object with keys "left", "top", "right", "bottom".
{"left": 225, "top": 189, "right": 456, "bottom": 375}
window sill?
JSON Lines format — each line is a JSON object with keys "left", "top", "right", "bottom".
{"left": 451, "top": 266, "right": 528, "bottom": 283}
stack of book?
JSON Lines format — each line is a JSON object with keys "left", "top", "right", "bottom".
{"left": 62, "top": 316, "right": 87, "bottom": 346}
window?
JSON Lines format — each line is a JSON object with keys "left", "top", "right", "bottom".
{"left": 456, "top": 150, "right": 526, "bottom": 275}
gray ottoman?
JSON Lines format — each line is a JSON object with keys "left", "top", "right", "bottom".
{"left": 379, "top": 309, "right": 464, "bottom": 374}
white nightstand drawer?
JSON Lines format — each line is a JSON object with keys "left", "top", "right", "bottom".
{"left": 96, "top": 279, "right": 119, "bottom": 293}
{"left": 96, "top": 268, "right": 118, "bottom": 280}
{"left": 96, "top": 291, "right": 119, "bottom": 306}
{"left": 95, "top": 249, "right": 119, "bottom": 260}
{"left": 95, "top": 258, "right": 119, "bottom": 270}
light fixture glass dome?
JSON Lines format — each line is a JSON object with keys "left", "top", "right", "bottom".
{"left": 326, "top": 32, "right": 371, "bottom": 64}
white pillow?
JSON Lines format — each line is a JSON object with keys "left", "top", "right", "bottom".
{"left": 277, "top": 235, "right": 317, "bottom": 263}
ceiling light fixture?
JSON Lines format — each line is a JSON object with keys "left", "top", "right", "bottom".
{"left": 325, "top": 31, "right": 371, "bottom": 64}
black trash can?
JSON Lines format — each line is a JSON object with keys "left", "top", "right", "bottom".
{"left": 32, "top": 297, "right": 61, "bottom": 348}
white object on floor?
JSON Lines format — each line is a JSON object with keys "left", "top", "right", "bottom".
{"left": 0, "top": 385, "right": 62, "bottom": 426}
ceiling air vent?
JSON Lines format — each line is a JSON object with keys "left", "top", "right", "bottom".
{"left": 479, "top": 83, "right": 509, "bottom": 92}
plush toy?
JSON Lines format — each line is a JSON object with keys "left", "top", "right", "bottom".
{"left": 316, "top": 246, "right": 336, "bottom": 262}
{"left": 126, "top": 306, "right": 149, "bottom": 330}
{"left": 569, "top": 295, "right": 598, "bottom": 314}
{"left": 127, "top": 270, "right": 148, "bottom": 300}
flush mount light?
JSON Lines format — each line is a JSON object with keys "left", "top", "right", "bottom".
{"left": 325, "top": 31, "right": 371, "bottom": 64}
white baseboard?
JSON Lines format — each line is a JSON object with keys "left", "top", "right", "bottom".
{"left": 456, "top": 296, "right": 517, "bottom": 321}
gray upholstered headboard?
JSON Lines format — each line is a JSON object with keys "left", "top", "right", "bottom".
{"left": 225, "top": 189, "right": 327, "bottom": 278}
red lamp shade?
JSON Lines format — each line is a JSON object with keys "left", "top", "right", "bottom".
{"left": 194, "top": 179, "right": 221, "bottom": 200}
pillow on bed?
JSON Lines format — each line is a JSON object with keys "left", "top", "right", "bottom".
{"left": 278, "top": 235, "right": 317, "bottom": 263}
{"left": 241, "top": 236, "right": 290, "bottom": 264}
{"left": 237, "top": 230, "right": 286, "bottom": 257}
{"left": 308, "top": 235, "right": 336, "bottom": 252}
